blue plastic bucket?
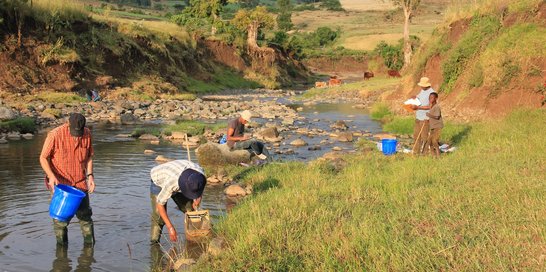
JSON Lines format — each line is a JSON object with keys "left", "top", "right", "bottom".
{"left": 381, "top": 139, "right": 398, "bottom": 155}
{"left": 49, "top": 185, "right": 86, "bottom": 222}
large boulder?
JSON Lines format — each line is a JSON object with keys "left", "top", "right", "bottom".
{"left": 290, "top": 138, "right": 308, "bottom": 147}
{"left": 120, "top": 113, "right": 139, "bottom": 125}
{"left": 224, "top": 184, "right": 247, "bottom": 197}
{"left": 196, "top": 142, "right": 251, "bottom": 167}
{"left": 0, "top": 106, "right": 17, "bottom": 121}
{"left": 336, "top": 132, "right": 354, "bottom": 142}
{"left": 256, "top": 127, "right": 282, "bottom": 142}
{"left": 331, "top": 120, "right": 348, "bottom": 130}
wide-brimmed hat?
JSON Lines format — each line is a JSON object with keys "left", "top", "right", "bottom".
{"left": 178, "top": 169, "right": 206, "bottom": 200}
{"left": 69, "top": 113, "right": 86, "bottom": 137}
{"left": 240, "top": 110, "right": 252, "bottom": 122}
{"left": 417, "top": 77, "right": 432, "bottom": 87}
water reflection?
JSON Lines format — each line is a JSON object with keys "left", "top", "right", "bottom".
{"left": 51, "top": 244, "right": 95, "bottom": 272}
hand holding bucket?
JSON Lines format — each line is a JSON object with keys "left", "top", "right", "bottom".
{"left": 49, "top": 185, "right": 86, "bottom": 222}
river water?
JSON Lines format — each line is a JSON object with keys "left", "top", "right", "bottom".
{"left": 0, "top": 101, "right": 381, "bottom": 271}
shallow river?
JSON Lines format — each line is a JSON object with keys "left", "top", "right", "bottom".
{"left": 0, "top": 101, "right": 381, "bottom": 271}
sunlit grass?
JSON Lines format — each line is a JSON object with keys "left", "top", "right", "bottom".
{"left": 195, "top": 109, "right": 546, "bottom": 271}
{"left": 28, "top": 91, "right": 85, "bottom": 104}
{"left": 301, "top": 77, "right": 400, "bottom": 99}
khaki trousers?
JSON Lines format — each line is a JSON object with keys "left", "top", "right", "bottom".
{"left": 428, "top": 128, "right": 442, "bottom": 157}
{"left": 413, "top": 120, "right": 430, "bottom": 154}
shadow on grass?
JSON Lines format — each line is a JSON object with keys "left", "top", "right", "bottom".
{"left": 253, "top": 178, "right": 280, "bottom": 193}
{"left": 450, "top": 126, "right": 472, "bottom": 145}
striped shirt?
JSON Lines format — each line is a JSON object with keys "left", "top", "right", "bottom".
{"left": 40, "top": 123, "right": 94, "bottom": 192}
{"left": 150, "top": 160, "right": 205, "bottom": 205}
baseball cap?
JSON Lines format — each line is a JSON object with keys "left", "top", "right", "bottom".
{"left": 69, "top": 113, "right": 86, "bottom": 137}
{"left": 178, "top": 169, "right": 206, "bottom": 200}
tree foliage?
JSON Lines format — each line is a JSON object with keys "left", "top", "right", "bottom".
{"left": 231, "top": 6, "right": 275, "bottom": 33}
{"left": 231, "top": 6, "right": 275, "bottom": 48}
{"left": 277, "top": 0, "right": 293, "bottom": 31}
{"left": 171, "top": 0, "right": 228, "bottom": 32}
{"left": 320, "top": 0, "right": 344, "bottom": 11}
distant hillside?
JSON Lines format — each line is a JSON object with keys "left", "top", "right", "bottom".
{"left": 384, "top": 0, "right": 546, "bottom": 120}
{"left": 0, "top": 0, "right": 309, "bottom": 100}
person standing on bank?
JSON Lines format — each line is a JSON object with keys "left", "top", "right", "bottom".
{"left": 411, "top": 77, "right": 436, "bottom": 154}
{"left": 40, "top": 113, "right": 95, "bottom": 245}
{"left": 150, "top": 160, "right": 207, "bottom": 243}
{"left": 227, "top": 110, "right": 271, "bottom": 162}
{"left": 426, "top": 92, "right": 444, "bottom": 158}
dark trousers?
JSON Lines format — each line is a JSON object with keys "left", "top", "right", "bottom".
{"left": 150, "top": 182, "right": 193, "bottom": 243}
{"left": 413, "top": 120, "right": 430, "bottom": 154}
{"left": 53, "top": 193, "right": 94, "bottom": 245}
{"left": 234, "top": 139, "right": 271, "bottom": 161}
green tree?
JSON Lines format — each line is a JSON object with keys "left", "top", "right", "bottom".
{"left": 239, "top": 0, "right": 259, "bottom": 8}
{"left": 320, "top": 0, "right": 343, "bottom": 11}
{"left": 231, "top": 6, "right": 275, "bottom": 49}
{"left": 388, "top": 0, "right": 421, "bottom": 68}
{"left": 277, "top": 0, "right": 293, "bottom": 31}
{"left": 171, "top": 0, "right": 228, "bottom": 34}
{"left": 314, "top": 26, "right": 338, "bottom": 46}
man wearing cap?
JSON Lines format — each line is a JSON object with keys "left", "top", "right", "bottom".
{"left": 411, "top": 77, "right": 436, "bottom": 154}
{"left": 40, "top": 113, "right": 95, "bottom": 245}
{"left": 227, "top": 110, "right": 271, "bottom": 161}
{"left": 150, "top": 159, "right": 206, "bottom": 243}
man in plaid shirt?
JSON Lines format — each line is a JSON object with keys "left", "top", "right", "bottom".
{"left": 40, "top": 113, "right": 95, "bottom": 245}
{"left": 150, "top": 159, "right": 206, "bottom": 243}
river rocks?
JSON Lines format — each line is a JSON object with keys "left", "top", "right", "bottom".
{"left": 255, "top": 127, "right": 282, "bottom": 142}
{"left": 282, "top": 118, "right": 294, "bottom": 126}
{"left": 332, "top": 146, "right": 343, "bottom": 151}
{"left": 331, "top": 120, "right": 348, "bottom": 130}
{"left": 171, "top": 131, "right": 187, "bottom": 139}
{"left": 290, "top": 138, "right": 307, "bottom": 147}
{"left": 6, "top": 132, "right": 21, "bottom": 140}
{"left": 224, "top": 184, "right": 247, "bottom": 197}
{"left": 0, "top": 106, "right": 17, "bottom": 121}
{"left": 144, "top": 149, "right": 156, "bottom": 154}
{"left": 308, "top": 145, "right": 322, "bottom": 151}
{"left": 196, "top": 142, "right": 251, "bottom": 166}
{"left": 155, "top": 155, "right": 173, "bottom": 162}
{"left": 0, "top": 137, "right": 7, "bottom": 144}
{"left": 21, "top": 133, "right": 34, "bottom": 140}
{"left": 120, "top": 113, "right": 139, "bottom": 125}
{"left": 336, "top": 132, "right": 354, "bottom": 142}
{"left": 139, "top": 134, "right": 159, "bottom": 141}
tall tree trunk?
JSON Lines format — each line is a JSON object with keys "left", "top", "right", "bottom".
{"left": 16, "top": 12, "right": 23, "bottom": 48}
{"left": 247, "top": 21, "right": 259, "bottom": 49}
{"left": 403, "top": 7, "right": 412, "bottom": 69}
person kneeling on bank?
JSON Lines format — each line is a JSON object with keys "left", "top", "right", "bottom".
{"left": 150, "top": 160, "right": 206, "bottom": 243}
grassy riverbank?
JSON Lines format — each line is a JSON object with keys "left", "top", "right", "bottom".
{"left": 197, "top": 109, "right": 545, "bottom": 271}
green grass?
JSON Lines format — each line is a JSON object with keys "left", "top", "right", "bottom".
{"left": 130, "top": 127, "right": 161, "bottom": 138}
{"left": 31, "top": 91, "right": 86, "bottom": 104}
{"left": 301, "top": 78, "right": 400, "bottom": 99}
{"left": 382, "top": 115, "right": 471, "bottom": 145}
{"left": 369, "top": 102, "right": 392, "bottom": 121}
{"left": 187, "top": 68, "right": 262, "bottom": 93}
{"left": 162, "top": 120, "right": 226, "bottom": 136}
{"left": 195, "top": 109, "right": 546, "bottom": 271}
{"left": 440, "top": 15, "right": 501, "bottom": 94}
{"left": 0, "top": 117, "right": 36, "bottom": 133}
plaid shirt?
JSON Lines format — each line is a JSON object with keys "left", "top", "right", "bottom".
{"left": 41, "top": 124, "right": 94, "bottom": 192}
{"left": 150, "top": 160, "right": 204, "bottom": 205}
